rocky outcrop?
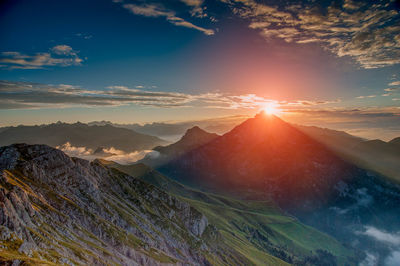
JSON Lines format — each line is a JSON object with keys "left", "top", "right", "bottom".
{"left": 0, "top": 144, "right": 229, "bottom": 265}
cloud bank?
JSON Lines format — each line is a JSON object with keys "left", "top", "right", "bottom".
{"left": 222, "top": 0, "right": 400, "bottom": 69}
{"left": 0, "top": 81, "right": 342, "bottom": 110}
{"left": 57, "top": 142, "right": 155, "bottom": 164}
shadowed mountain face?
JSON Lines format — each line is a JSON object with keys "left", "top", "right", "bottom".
{"left": 141, "top": 126, "right": 219, "bottom": 167}
{"left": 389, "top": 137, "right": 400, "bottom": 147}
{"left": 158, "top": 114, "right": 362, "bottom": 209}
{"left": 155, "top": 126, "right": 219, "bottom": 155}
{"left": 153, "top": 114, "right": 400, "bottom": 265}
{"left": 0, "top": 122, "right": 167, "bottom": 152}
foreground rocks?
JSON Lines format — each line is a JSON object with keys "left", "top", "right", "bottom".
{"left": 0, "top": 144, "right": 234, "bottom": 265}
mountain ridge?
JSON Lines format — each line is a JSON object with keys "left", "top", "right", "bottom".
{"left": 0, "top": 143, "right": 245, "bottom": 265}
{"left": 0, "top": 122, "right": 167, "bottom": 153}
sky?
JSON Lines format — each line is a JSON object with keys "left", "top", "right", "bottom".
{"left": 0, "top": 0, "right": 400, "bottom": 140}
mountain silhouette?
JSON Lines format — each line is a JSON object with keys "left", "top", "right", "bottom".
{"left": 159, "top": 113, "right": 359, "bottom": 209}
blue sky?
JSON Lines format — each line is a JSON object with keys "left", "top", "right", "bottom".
{"left": 0, "top": 0, "right": 400, "bottom": 139}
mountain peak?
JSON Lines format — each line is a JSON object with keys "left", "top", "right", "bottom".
{"left": 179, "top": 126, "right": 219, "bottom": 145}
{"left": 145, "top": 127, "right": 219, "bottom": 166}
{"left": 222, "top": 112, "right": 289, "bottom": 141}
{"left": 254, "top": 112, "right": 284, "bottom": 123}
{"left": 183, "top": 126, "right": 209, "bottom": 137}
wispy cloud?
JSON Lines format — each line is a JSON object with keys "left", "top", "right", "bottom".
{"left": 0, "top": 81, "right": 343, "bottom": 111}
{"left": 356, "top": 95, "right": 377, "bottom": 99}
{"left": 360, "top": 226, "right": 400, "bottom": 246}
{"left": 385, "top": 88, "right": 400, "bottom": 92}
{"left": 121, "top": 3, "right": 214, "bottom": 35}
{"left": 181, "top": 0, "right": 207, "bottom": 18}
{"left": 221, "top": 0, "right": 400, "bottom": 69}
{"left": 0, "top": 45, "right": 83, "bottom": 69}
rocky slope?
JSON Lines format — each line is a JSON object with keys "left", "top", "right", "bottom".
{"left": 0, "top": 144, "right": 257, "bottom": 265}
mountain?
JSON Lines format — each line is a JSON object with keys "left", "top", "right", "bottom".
{"left": 294, "top": 124, "right": 364, "bottom": 150}
{"left": 159, "top": 114, "right": 360, "bottom": 208}
{"left": 0, "top": 122, "right": 167, "bottom": 153}
{"left": 1, "top": 143, "right": 290, "bottom": 265}
{"left": 156, "top": 113, "right": 400, "bottom": 265}
{"left": 102, "top": 160, "right": 360, "bottom": 265}
{"left": 141, "top": 126, "right": 219, "bottom": 167}
{"left": 0, "top": 144, "right": 360, "bottom": 265}
{"left": 87, "top": 115, "right": 249, "bottom": 141}
{"left": 389, "top": 137, "right": 400, "bottom": 147}
{"left": 296, "top": 125, "right": 400, "bottom": 182}
{"left": 155, "top": 126, "right": 219, "bottom": 155}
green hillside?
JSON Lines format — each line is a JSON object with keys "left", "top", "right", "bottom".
{"left": 106, "top": 161, "right": 360, "bottom": 265}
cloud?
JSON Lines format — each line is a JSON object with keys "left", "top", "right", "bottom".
{"left": 0, "top": 45, "right": 83, "bottom": 69}
{"left": 358, "top": 226, "right": 400, "bottom": 266}
{"left": 221, "top": 0, "right": 400, "bottom": 69}
{"left": 56, "top": 142, "right": 93, "bottom": 158}
{"left": 180, "top": 0, "right": 207, "bottom": 18}
{"left": 356, "top": 95, "right": 377, "bottom": 99}
{"left": 385, "top": 88, "right": 400, "bottom": 92}
{"left": 360, "top": 252, "right": 378, "bottom": 266}
{"left": 389, "top": 81, "right": 400, "bottom": 86}
{"left": 359, "top": 226, "right": 400, "bottom": 246}
{"left": 102, "top": 148, "right": 158, "bottom": 164}
{"left": 121, "top": 3, "right": 214, "bottom": 35}
{"left": 51, "top": 45, "right": 74, "bottom": 55}
{"left": 386, "top": 251, "right": 400, "bottom": 266}
{"left": 0, "top": 80, "right": 343, "bottom": 110}
{"left": 0, "top": 81, "right": 193, "bottom": 109}
{"left": 57, "top": 142, "right": 155, "bottom": 164}
{"left": 75, "top": 33, "right": 92, "bottom": 39}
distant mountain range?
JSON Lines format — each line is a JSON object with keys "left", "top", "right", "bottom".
{"left": 87, "top": 115, "right": 248, "bottom": 141}
{"left": 295, "top": 125, "right": 400, "bottom": 181}
{"left": 0, "top": 122, "right": 167, "bottom": 152}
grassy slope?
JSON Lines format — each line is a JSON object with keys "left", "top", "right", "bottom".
{"left": 106, "top": 161, "right": 357, "bottom": 265}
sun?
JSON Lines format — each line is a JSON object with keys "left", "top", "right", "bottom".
{"left": 262, "top": 103, "right": 280, "bottom": 115}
